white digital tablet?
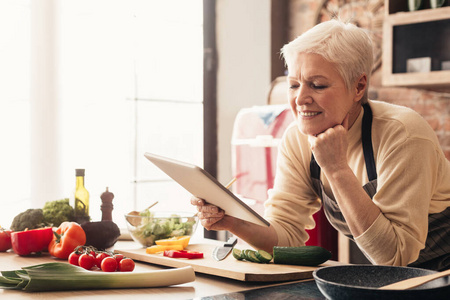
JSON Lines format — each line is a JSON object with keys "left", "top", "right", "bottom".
{"left": 144, "top": 152, "right": 270, "bottom": 227}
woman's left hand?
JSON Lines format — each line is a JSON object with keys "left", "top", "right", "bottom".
{"left": 308, "top": 114, "right": 350, "bottom": 175}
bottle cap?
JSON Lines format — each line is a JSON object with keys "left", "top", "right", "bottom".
{"left": 75, "top": 169, "right": 85, "bottom": 176}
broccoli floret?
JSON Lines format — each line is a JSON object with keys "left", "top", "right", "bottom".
{"left": 42, "top": 198, "right": 75, "bottom": 227}
{"left": 10, "top": 208, "right": 46, "bottom": 231}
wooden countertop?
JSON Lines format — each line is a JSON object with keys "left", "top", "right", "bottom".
{"left": 0, "top": 240, "right": 317, "bottom": 299}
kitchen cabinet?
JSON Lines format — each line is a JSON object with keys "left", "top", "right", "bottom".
{"left": 382, "top": 1, "right": 450, "bottom": 89}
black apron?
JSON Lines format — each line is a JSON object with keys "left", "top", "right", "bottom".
{"left": 309, "top": 103, "right": 450, "bottom": 271}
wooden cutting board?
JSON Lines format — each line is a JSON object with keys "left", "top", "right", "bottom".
{"left": 116, "top": 242, "right": 333, "bottom": 282}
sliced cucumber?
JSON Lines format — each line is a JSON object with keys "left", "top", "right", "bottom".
{"left": 242, "top": 249, "right": 252, "bottom": 261}
{"left": 232, "top": 248, "right": 272, "bottom": 264}
{"left": 255, "top": 250, "right": 272, "bottom": 263}
{"left": 232, "top": 248, "right": 243, "bottom": 260}
{"left": 246, "top": 250, "right": 261, "bottom": 263}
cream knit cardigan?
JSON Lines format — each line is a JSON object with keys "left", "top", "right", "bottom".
{"left": 264, "top": 100, "right": 450, "bottom": 266}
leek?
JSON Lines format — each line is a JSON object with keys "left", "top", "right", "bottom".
{"left": 0, "top": 262, "right": 195, "bottom": 292}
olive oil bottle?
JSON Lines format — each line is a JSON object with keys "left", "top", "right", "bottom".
{"left": 74, "top": 169, "right": 90, "bottom": 223}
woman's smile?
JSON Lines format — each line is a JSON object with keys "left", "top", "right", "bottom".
{"left": 298, "top": 110, "right": 322, "bottom": 118}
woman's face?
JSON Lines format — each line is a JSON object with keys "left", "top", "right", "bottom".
{"left": 287, "top": 52, "right": 362, "bottom": 136}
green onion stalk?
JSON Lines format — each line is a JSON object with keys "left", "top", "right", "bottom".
{"left": 0, "top": 262, "right": 195, "bottom": 292}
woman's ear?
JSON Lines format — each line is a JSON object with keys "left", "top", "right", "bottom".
{"left": 354, "top": 74, "right": 367, "bottom": 102}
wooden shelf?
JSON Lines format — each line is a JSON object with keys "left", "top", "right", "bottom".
{"left": 387, "top": 0, "right": 449, "bottom": 14}
{"left": 382, "top": 3, "right": 450, "bottom": 89}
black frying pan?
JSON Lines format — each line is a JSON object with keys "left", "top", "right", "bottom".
{"left": 313, "top": 265, "right": 450, "bottom": 300}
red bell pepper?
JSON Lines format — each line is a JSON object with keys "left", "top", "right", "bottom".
{"left": 10, "top": 227, "right": 53, "bottom": 256}
{"left": 48, "top": 222, "right": 86, "bottom": 259}
{"left": 163, "top": 250, "right": 204, "bottom": 259}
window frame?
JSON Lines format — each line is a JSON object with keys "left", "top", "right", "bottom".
{"left": 202, "top": 0, "right": 218, "bottom": 239}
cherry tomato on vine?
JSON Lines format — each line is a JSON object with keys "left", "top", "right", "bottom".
{"left": 113, "top": 254, "right": 124, "bottom": 270}
{"left": 68, "top": 252, "right": 81, "bottom": 266}
{"left": 113, "top": 253, "right": 124, "bottom": 263}
{"left": 95, "top": 252, "right": 110, "bottom": 268}
{"left": 78, "top": 253, "right": 96, "bottom": 270}
{"left": 119, "top": 258, "right": 135, "bottom": 272}
{"left": 101, "top": 256, "right": 118, "bottom": 272}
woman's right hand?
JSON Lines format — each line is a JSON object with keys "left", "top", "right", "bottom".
{"left": 190, "top": 196, "right": 230, "bottom": 231}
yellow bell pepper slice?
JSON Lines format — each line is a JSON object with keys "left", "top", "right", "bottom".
{"left": 146, "top": 244, "right": 184, "bottom": 254}
{"left": 155, "top": 236, "right": 191, "bottom": 248}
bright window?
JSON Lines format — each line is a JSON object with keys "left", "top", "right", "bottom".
{"left": 0, "top": 0, "right": 31, "bottom": 225}
{"left": 1, "top": 0, "right": 203, "bottom": 230}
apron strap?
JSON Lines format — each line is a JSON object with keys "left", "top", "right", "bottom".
{"left": 310, "top": 153, "right": 321, "bottom": 180}
{"left": 310, "top": 103, "right": 377, "bottom": 181}
{"left": 362, "top": 103, "right": 377, "bottom": 181}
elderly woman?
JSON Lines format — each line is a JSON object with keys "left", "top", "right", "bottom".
{"left": 192, "top": 19, "right": 450, "bottom": 271}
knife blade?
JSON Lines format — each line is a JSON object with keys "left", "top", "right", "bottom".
{"left": 212, "top": 237, "right": 238, "bottom": 261}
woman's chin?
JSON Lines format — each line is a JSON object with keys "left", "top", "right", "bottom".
{"left": 297, "top": 124, "right": 322, "bottom": 136}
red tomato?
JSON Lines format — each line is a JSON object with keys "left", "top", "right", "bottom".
{"left": 101, "top": 256, "right": 118, "bottom": 272}
{"left": 113, "top": 254, "right": 124, "bottom": 270}
{"left": 119, "top": 258, "right": 135, "bottom": 272}
{"left": 113, "top": 253, "right": 124, "bottom": 263}
{"left": 78, "top": 253, "right": 96, "bottom": 270}
{"left": 48, "top": 222, "right": 86, "bottom": 259}
{"left": 68, "top": 252, "right": 81, "bottom": 266}
{"left": 95, "top": 252, "right": 110, "bottom": 268}
{"left": 0, "top": 229, "right": 12, "bottom": 252}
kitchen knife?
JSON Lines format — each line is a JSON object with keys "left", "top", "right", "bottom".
{"left": 212, "top": 237, "right": 238, "bottom": 261}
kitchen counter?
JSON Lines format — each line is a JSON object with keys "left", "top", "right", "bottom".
{"left": 0, "top": 241, "right": 325, "bottom": 299}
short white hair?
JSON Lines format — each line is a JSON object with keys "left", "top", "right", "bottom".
{"left": 281, "top": 19, "right": 373, "bottom": 102}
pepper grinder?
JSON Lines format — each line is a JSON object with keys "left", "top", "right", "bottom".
{"left": 100, "top": 187, "right": 114, "bottom": 221}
